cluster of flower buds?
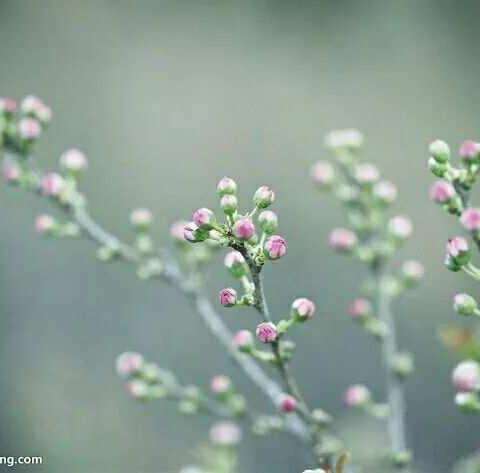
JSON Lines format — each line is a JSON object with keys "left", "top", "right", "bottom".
{"left": 428, "top": 138, "right": 480, "bottom": 413}
{"left": 185, "top": 177, "right": 285, "bottom": 263}
{"left": 314, "top": 130, "right": 421, "bottom": 276}
{"left": 116, "top": 352, "right": 246, "bottom": 418}
{"left": 316, "top": 130, "right": 421, "bottom": 468}
{"left": 0, "top": 95, "right": 51, "bottom": 155}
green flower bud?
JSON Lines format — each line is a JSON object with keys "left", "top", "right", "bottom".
{"left": 453, "top": 293, "right": 478, "bottom": 316}
{"left": 429, "top": 140, "right": 450, "bottom": 163}
{"left": 258, "top": 210, "right": 278, "bottom": 234}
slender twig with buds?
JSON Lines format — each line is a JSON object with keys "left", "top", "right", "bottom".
{"left": 0, "top": 95, "right": 344, "bottom": 473}
{"left": 428, "top": 139, "right": 480, "bottom": 413}
{"left": 311, "top": 129, "right": 424, "bottom": 471}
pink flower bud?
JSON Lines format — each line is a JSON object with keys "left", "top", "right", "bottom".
{"left": 311, "top": 161, "right": 335, "bottom": 186}
{"left": 373, "top": 180, "right": 397, "bottom": 204}
{"left": 232, "top": 218, "right": 255, "bottom": 240}
{"left": 0, "top": 97, "right": 16, "bottom": 113}
{"left": 354, "top": 163, "right": 380, "bottom": 185}
{"left": 184, "top": 222, "right": 199, "bottom": 242}
{"left": 452, "top": 360, "right": 480, "bottom": 391}
{"left": 1, "top": 162, "right": 21, "bottom": 183}
{"left": 34, "top": 214, "right": 55, "bottom": 234}
{"left": 430, "top": 180, "right": 455, "bottom": 203}
{"left": 60, "top": 149, "right": 88, "bottom": 172}
{"left": 41, "top": 173, "right": 65, "bottom": 196}
{"left": 291, "top": 298, "right": 315, "bottom": 320}
{"left": 116, "top": 351, "right": 144, "bottom": 378}
{"left": 388, "top": 215, "right": 413, "bottom": 240}
{"left": 256, "top": 322, "right": 278, "bottom": 343}
{"left": 193, "top": 207, "right": 215, "bottom": 227}
{"left": 18, "top": 118, "right": 41, "bottom": 140}
{"left": 233, "top": 330, "right": 254, "bottom": 351}
{"left": 264, "top": 234, "right": 287, "bottom": 260}
{"left": 343, "top": 384, "right": 370, "bottom": 406}
{"left": 459, "top": 140, "right": 480, "bottom": 160}
{"left": 130, "top": 208, "right": 153, "bottom": 228}
{"left": 210, "top": 375, "right": 232, "bottom": 394}
{"left": 347, "top": 298, "right": 371, "bottom": 318}
{"left": 328, "top": 228, "right": 357, "bottom": 252}
{"left": 170, "top": 220, "right": 188, "bottom": 241}
{"left": 253, "top": 186, "right": 275, "bottom": 208}
{"left": 402, "top": 260, "right": 425, "bottom": 282}
{"left": 209, "top": 421, "right": 241, "bottom": 446}
{"left": 277, "top": 393, "right": 297, "bottom": 413}
{"left": 127, "top": 380, "right": 149, "bottom": 399}
{"left": 446, "top": 236, "right": 469, "bottom": 259}
{"left": 217, "top": 176, "right": 237, "bottom": 196}
{"left": 461, "top": 208, "right": 480, "bottom": 232}
{"left": 224, "top": 250, "right": 247, "bottom": 277}
{"left": 219, "top": 288, "right": 237, "bottom": 307}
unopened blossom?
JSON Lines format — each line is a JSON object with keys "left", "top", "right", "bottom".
{"left": 328, "top": 228, "right": 357, "bottom": 252}
{"left": 209, "top": 421, "right": 241, "bottom": 446}
{"left": 193, "top": 207, "right": 215, "bottom": 228}
{"left": 453, "top": 293, "right": 478, "bottom": 317}
{"left": 210, "top": 375, "right": 232, "bottom": 395}
{"left": 183, "top": 222, "right": 202, "bottom": 242}
{"left": 429, "top": 139, "right": 450, "bottom": 163}
{"left": 354, "top": 163, "right": 380, "bottom": 185}
{"left": 60, "top": 149, "right": 88, "bottom": 172}
{"left": 452, "top": 360, "right": 480, "bottom": 392}
{"left": 256, "top": 322, "right": 278, "bottom": 343}
{"left": 220, "top": 194, "right": 238, "bottom": 214}
{"left": 430, "top": 180, "right": 455, "bottom": 204}
{"left": 1, "top": 162, "right": 21, "bottom": 183}
{"left": 21, "top": 95, "right": 52, "bottom": 123}
{"left": 264, "top": 234, "right": 287, "bottom": 260}
{"left": 218, "top": 288, "right": 237, "bottom": 307}
{"left": 325, "top": 129, "right": 364, "bottom": 150}
{"left": 217, "top": 177, "right": 237, "bottom": 196}
{"left": 18, "top": 118, "right": 41, "bottom": 140}
{"left": 347, "top": 298, "right": 371, "bottom": 318}
{"left": 170, "top": 220, "right": 188, "bottom": 241}
{"left": 311, "top": 161, "right": 335, "bottom": 187}
{"left": 224, "top": 250, "right": 246, "bottom": 277}
{"left": 343, "top": 384, "right": 371, "bottom": 406}
{"left": 116, "top": 351, "right": 144, "bottom": 378}
{"left": 130, "top": 208, "right": 153, "bottom": 228}
{"left": 0, "top": 97, "right": 16, "bottom": 113}
{"left": 41, "top": 173, "right": 65, "bottom": 196}
{"left": 461, "top": 208, "right": 480, "bottom": 232}
{"left": 127, "top": 379, "right": 149, "bottom": 400}
{"left": 253, "top": 186, "right": 275, "bottom": 208}
{"left": 401, "top": 260, "right": 425, "bottom": 282}
{"left": 459, "top": 140, "right": 480, "bottom": 160}
{"left": 258, "top": 210, "right": 278, "bottom": 234}
{"left": 291, "top": 298, "right": 315, "bottom": 320}
{"left": 446, "top": 237, "right": 470, "bottom": 266}
{"left": 34, "top": 214, "right": 55, "bottom": 234}
{"left": 233, "top": 330, "right": 254, "bottom": 351}
{"left": 232, "top": 218, "right": 255, "bottom": 240}
{"left": 373, "top": 180, "right": 397, "bottom": 204}
{"left": 277, "top": 393, "right": 297, "bottom": 413}
{"left": 388, "top": 215, "right": 413, "bottom": 240}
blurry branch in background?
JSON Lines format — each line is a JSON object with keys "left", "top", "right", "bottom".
{"left": 311, "top": 129, "right": 424, "bottom": 472}
{"left": 0, "top": 95, "right": 340, "bottom": 473}
{"left": 428, "top": 139, "right": 480, "bottom": 414}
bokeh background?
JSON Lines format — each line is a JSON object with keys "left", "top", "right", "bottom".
{"left": 1, "top": 1, "right": 480, "bottom": 472}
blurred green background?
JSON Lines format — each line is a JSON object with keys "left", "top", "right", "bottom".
{"left": 1, "top": 1, "right": 480, "bottom": 472}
